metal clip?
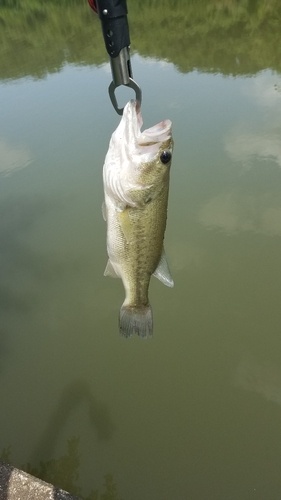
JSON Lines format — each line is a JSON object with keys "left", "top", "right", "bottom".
{"left": 108, "top": 47, "right": 142, "bottom": 115}
{"left": 109, "top": 78, "right": 142, "bottom": 115}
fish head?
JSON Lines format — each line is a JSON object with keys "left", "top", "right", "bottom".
{"left": 104, "top": 100, "right": 173, "bottom": 207}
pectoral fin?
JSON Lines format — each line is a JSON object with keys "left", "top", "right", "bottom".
{"left": 104, "top": 259, "right": 119, "bottom": 278}
{"left": 102, "top": 201, "right": 107, "bottom": 221}
{"left": 153, "top": 249, "right": 174, "bottom": 287}
{"left": 117, "top": 208, "right": 132, "bottom": 243}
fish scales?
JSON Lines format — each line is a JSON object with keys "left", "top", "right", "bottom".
{"left": 103, "top": 100, "right": 174, "bottom": 338}
{"left": 113, "top": 181, "right": 169, "bottom": 302}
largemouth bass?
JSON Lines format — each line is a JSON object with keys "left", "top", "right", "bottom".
{"left": 103, "top": 100, "right": 174, "bottom": 338}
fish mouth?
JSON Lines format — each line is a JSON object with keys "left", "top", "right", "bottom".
{"left": 123, "top": 100, "right": 172, "bottom": 159}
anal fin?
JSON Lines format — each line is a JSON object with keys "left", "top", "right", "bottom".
{"left": 104, "top": 259, "right": 119, "bottom": 278}
{"left": 153, "top": 248, "right": 174, "bottom": 287}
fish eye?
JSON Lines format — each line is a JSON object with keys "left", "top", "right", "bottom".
{"left": 160, "top": 150, "right": 172, "bottom": 164}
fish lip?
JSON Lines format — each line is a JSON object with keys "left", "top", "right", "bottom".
{"left": 124, "top": 100, "right": 172, "bottom": 153}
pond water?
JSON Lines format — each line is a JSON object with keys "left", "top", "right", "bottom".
{"left": 1, "top": 1, "right": 281, "bottom": 499}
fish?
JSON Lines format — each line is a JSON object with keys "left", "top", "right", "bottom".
{"left": 102, "top": 100, "right": 174, "bottom": 338}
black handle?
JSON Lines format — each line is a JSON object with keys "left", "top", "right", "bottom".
{"left": 96, "top": 0, "right": 130, "bottom": 58}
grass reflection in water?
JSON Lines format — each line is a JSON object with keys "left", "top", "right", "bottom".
{"left": 1, "top": 438, "right": 122, "bottom": 500}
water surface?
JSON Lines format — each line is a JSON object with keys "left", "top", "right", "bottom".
{"left": 1, "top": 2, "right": 281, "bottom": 499}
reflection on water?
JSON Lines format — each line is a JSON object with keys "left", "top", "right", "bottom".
{"left": 235, "top": 355, "right": 281, "bottom": 407}
{"left": 0, "top": 139, "right": 33, "bottom": 177}
{"left": 225, "top": 72, "right": 281, "bottom": 169}
{"left": 1, "top": 1, "right": 281, "bottom": 500}
{"left": 225, "top": 128, "right": 281, "bottom": 168}
{"left": 1, "top": 0, "right": 281, "bottom": 80}
{"left": 198, "top": 191, "right": 281, "bottom": 236}
{"left": 1, "top": 439, "right": 122, "bottom": 500}
{"left": 199, "top": 68, "right": 281, "bottom": 238}
{"left": 30, "top": 380, "right": 115, "bottom": 465}
{"left": 0, "top": 382, "right": 116, "bottom": 499}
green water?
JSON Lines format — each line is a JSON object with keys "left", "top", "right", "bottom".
{"left": 1, "top": 1, "right": 281, "bottom": 499}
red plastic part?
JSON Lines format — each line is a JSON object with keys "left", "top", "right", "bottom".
{"left": 88, "top": 0, "right": 98, "bottom": 13}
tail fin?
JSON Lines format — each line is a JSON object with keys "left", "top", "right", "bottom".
{"left": 119, "top": 304, "right": 153, "bottom": 338}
